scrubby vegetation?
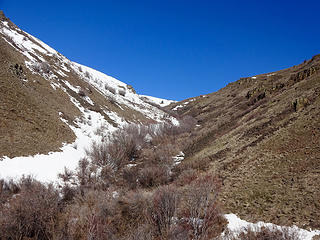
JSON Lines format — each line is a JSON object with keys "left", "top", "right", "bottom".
{"left": 0, "top": 117, "right": 227, "bottom": 239}
{"left": 0, "top": 115, "right": 306, "bottom": 239}
{"left": 32, "top": 61, "right": 51, "bottom": 74}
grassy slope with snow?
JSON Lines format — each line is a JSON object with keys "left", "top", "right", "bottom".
{"left": 0, "top": 18, "right": 176, "bottom": 182}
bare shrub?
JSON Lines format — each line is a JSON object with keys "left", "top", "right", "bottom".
{"left": 78, "top": 89, "right": 86, "bottom": 97}
{"left": 105, "top": 85, "right": 116, "bottom": 94}
{"left": 179, "top": 115, "right": 197, "bottom": 132}
{"left": 0, "top": 176, "right": 60, "bottom": 240}
{"left": 32, "top": 61, "right": 51, "bottom": 74}
{"left": 138, "top": 165, "right": 169, "bottom": 188}
{"left": 124, "top": 224, "right": 153, "bottom": 240}
{"left": 122, "top": 167, "right": 139, "bottom": 189}
{"left": 58, "top": 167, "right": 74, "bottom": 183}
{"left": 179, "top": 175, "right": 225, "bottom": 240}
{"left": 146, "top": 186, "right": 179, "bottom": 239}
{"left": 168, "top": 222, "right": 192, "bottom": 240}
{"left": 111, "top": 127, "right": 140, "bottom": 163}
{"left": 86, "top": 142, "right": 109, "bottom": 168}
{"left": 60, "top": 184, "right": 77, "bottom": 202}
{"left": 119, "top": 89, "right": 126, "bottom": 96}
{"left": 0, "top": 178, "right": 20, "bottom": 204}
{"left": 118, "top": 190, "right": 150, "bottom": 233}
{"left": 64, "top": 190, "right": 117, "bottom": 240}
{"left": 85, "top": 70, "right": 90, "bottom": 79}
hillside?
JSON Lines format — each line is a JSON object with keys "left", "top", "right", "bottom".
{"left": 1, "top": 10, "right": 320, "bottom": 239}
{"left": 169, "top": 54, "right": 320, "bottom": 229}
{"left": 0, "top": 11, "right": 175, "bottom": 159}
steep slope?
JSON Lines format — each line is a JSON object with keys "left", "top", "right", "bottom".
{"left": 0, "top": 11, "right": 175, "bottom": 159}
{"left": 169, "top": 55, "right": 320, "bottom": 228}
{"left": 0, "top": 11, "right": 177, "bottom": 180}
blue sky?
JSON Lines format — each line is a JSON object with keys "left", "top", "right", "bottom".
{"left": 1, "top": 0, "right": 320, "bottom": 100}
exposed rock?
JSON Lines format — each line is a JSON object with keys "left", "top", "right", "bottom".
{"left": 290, "top": 66, "right": 318, "bottom": 83}
{"left": 292, "top": 97, "right": 310, "bottom": 112}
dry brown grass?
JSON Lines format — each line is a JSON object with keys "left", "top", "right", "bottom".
{"left": 168, "top": 54, "right": 320, "bottom": 228}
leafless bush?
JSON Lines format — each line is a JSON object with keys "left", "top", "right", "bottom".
{"left": 0, "top": 178, "right": 20, "bottom": 204}
{"left": 58, "top": 167, "right": 74, "bottom": 183}
{"left": 124, "top": 224, "right": 153, "bottom": 240}
{"left": 179, "top": 115, "right": 197, "bottom": 132}
{"left": 105, "top": 85, "right": 116, "bottom": 94}
{"left": 78, "top": 89, "right": 86, "bottom": 97}
{"left": 122, "top": 167, "right": 139, "bottom": 189}
{"left": 60, "top": 184, "right": 77, "bottom": 202}
{"left": 86, "top": 142, "right": 110, "bottom": 168}
{"left": 118, "top": 190, "right": 150, "bottom": 232}
{"left": 138, "top": 165, "right": 169, "bottom": 188}
{"left": 87, "top": 139, "right": 130, "bottom": 173}
{"left": 0, "top": 179, "right": 3, "bottom": 196}
{"left": 179, "top": 175, "right": 225, "bottom": 240}
{"left": 85, "top": 70, "right": 91, "bottom": 79}
{"left": 111, "top": 126, "right": 140, "bottom": 161}
{"left": 119, "top": 89, "right": 126, "bottom": 96}
{"left": 146, "top": 186, "right": 179, "bottom": 239}
{"left": 63, "top": 190, "right": 117, "bottom": 240}
{"left": 32, "top": 61, "right": 51, "bottom": 74}
{"left": 0, "top": 176, "right": 60, "bottom": 240}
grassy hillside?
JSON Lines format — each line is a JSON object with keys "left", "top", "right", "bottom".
{"left": 169, "top": 54, "right": 320, "bottom": 228}
{"left": 0, "top": 12, "right": 170, "bottom": 158}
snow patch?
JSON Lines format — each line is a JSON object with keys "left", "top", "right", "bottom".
{"left": 221, "top": 214, "right": 320, "bottom": 240}
{"left": 172, "top": 151, "right": 185, "bottom": 165}
{"left": 140, "top": 95, "right": 176, "bottom": 107}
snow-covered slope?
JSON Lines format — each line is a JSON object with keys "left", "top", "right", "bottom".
{"left": 0, "top": 13, "right": 177, "bottom": 182}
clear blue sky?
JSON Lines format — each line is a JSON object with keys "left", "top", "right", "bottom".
{"left": 1, "top": 0, "right": 320, "bottom": 100}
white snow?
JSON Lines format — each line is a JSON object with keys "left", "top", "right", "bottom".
{"left": 267, "top": 73, "right": 275, "bottom": 77}
{"left": 172, "top": 98, "right": 194, "bottom": 111}
{"left": 70, "top": 62, "right": 172, "bottom": 123}
{"left": 171, "top": 117, "right": 180, "bottom": 126}
{"left": 172, "top": 104, "right": 183, "bottom": 111}
{"left": 140, "top": 95, "right": 176, "bottom": 107}
{"left": 0, "top": 22, "right": 55, "bottom": 67}
{"left": 172, "top": 151, "right": 185, "bottom": 165}
{"left": 251, "top": 76, "right": 257, "bottom": 79}
{"left": 0, "top": 93, "right": 122, "bottom": 182}
{"left": 126, "top": 163, "right": 137, "bottom": 168}
{"left": 221, "top": 214, "right": 320, "bottom": 240}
